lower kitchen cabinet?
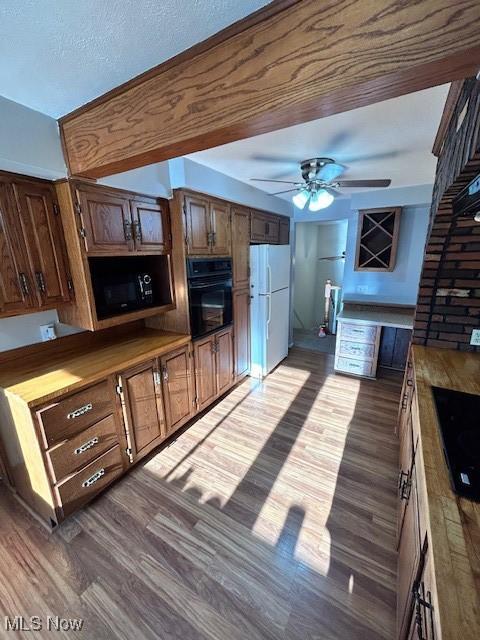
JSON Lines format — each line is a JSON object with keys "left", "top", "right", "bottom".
{"left": 193, "top": 326, "right": 234, "bottom": 411}
{"left": 216, "top": 326, "right": 235, "bottom": 395}
{"left": 194, "top": 334, "right": 217, "bottom": 411}
{"left": 233, "top": 288, "right": 250, "bottom": 379}
{"left": 117, "top": 359, "right": 166, "bottom": 462}
{"left": 160, "top": 343, "right": 195, "bottom": 435}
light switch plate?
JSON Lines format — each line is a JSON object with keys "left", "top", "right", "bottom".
{"left": 470, "top": 329, "right": 480, "bottom": 346}
{"left": 40, "top": 324, "right": 57, "bottom": 342}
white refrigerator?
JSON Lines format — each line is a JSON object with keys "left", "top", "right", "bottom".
{"left": 250, "top": 244, "right": 291, "bottom": 379}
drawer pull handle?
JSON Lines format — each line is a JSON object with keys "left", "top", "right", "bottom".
{"left": 67, "top": 403, "right": 93, "bottom": 419}
{"left": 82, "top": 468, "right": 105, "bottom": 488}
{"left": 74, "top": 437, "right": 99, "bottom": 455}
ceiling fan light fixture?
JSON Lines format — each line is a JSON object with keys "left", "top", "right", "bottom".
{"left": 292, "top": 189, "right": 310, "bottom": 209}
{"left": 308, "top": 188, "right": 334, "bottom": 212}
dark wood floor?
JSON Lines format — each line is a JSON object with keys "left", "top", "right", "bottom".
{"left": 0, "top": 348, "right": 401, "bottom": 639}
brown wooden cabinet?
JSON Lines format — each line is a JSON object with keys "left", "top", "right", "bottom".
{"left": 250, "top": 209, "right": 290, "bottom": 245}
{"left": 75, "top": 183, "right": 170, "bottom": 256}
{"left": 160, "top": 344, "right": 195, "bottom": 436}
{"left": 193, "top": 334, "right": 218, "bottom": 411}
{"left": 216, "top": 326, "right": 235, "bottom": 395}
{"left": 13, "top": 180, "right": 71, "bottom": 308}
{"left": 0, "top": 179, "right": 33, "bottom": 315}
{"left": 118, "top": 359, "right": 166, "bottom": 462}
{"left": 193, "top": 326, "right": 234, "bottom": 410}
{"left": 231, "top": 206, "right": 250, "bottom": 289}
{"left": 233, "top": 288, "right": 250, "bottom": 380}
{"left": 210, "top": 201, "right": 231, "bottom": 255}
{"left": 56, "top": 180, "right": 174, "bottom": 331}
{"left": 130, "top": 197, "right": 170, "bottom": 254}
{"left": 279, "top": 217, "right": 290, "bottom": 244}
{"left": 0, "top": 172, "right": 72, "bottom": 319}
{"left": 184, "top": 193, "right": 231, "bottom": 256}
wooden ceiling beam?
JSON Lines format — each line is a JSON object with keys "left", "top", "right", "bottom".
{"left": 59, "top": 0, "right": 480, "bottom": 178}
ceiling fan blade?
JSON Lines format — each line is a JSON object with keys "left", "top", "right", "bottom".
{"left": 337, "top": 179, "right": 391, "bottom": 188}
{"left": 324, "top": 186, "right": 342, "bottom": 197}
{"left": 250, "top": 154, "right": 299, "bottom": 164}
{"left": 270, "top": 188, "right": 300, "bottom": 195}
{"left": 317, "top": 162, "right": 346, "bottom": 182}
{"left": 250, "top": 178, "right": 298, "bottom": 184}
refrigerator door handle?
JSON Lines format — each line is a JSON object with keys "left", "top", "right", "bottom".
{"left": 267, "top": 264, "right": 272, "bottom": 295}
{"left": 266, "top": 293, "right": 271, "bottom": 339}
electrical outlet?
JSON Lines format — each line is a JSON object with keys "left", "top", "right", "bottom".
{"left": 470, "top": 329, "right": 480, "bottom": 346}
{"left": 40, "top": 324, "right": 56, "bottom": 342}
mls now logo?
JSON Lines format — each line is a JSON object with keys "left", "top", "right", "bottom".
{"left": 5, "top": 616, "right": 84, "bottom": 632}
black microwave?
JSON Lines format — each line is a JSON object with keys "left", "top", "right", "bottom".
{"left": 92, "top": 270, "right": 154, "bottom": 319}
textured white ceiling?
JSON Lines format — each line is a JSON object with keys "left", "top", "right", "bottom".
{"left": 0, "top": 0, "right": 270, "bottom": 118}
{"left": 188, "top": 85, "right": 450, "bottom": 197}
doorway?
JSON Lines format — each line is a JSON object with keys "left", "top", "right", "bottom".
{"left": 293, "top": 219, "right": 348, "bottom": 354}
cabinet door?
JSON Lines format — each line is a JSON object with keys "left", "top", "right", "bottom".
{"left": 279, "top": 217, "right": 290, "bottom": 245}
{"left": 397, "top": 460, "right": 421, "bottom": 640}
{"left": 232, "top": 207, "right": 250, "bottom": 289}
{"left": 250, "top": 211, "right": 268, "bottom": 243}
{"left": 13, "top": 180, "right": 71, "bottom": 307}
{"left": 216, "top": 326, "right": 234, "bottom": 395}
{"left": 77, "top": 186, "right": 133, "bottom": 254}
{"left": 265, "top": 215, "right": 280, "bottom": 244}
{"left": 233, "top": 288, "right": 250, "bottom": 379}
{"left": 119, "top": 360, "right": 166, "bottom": 461}
{"left": 160, "top": 345, "right": 195, "bottom": 435}
{"left": 193, "top": 335, "right": 217, "bottom": 411}
{"left": 210, "top": 201, "right": 231, "bottom": 255}
{"left": 0, "top": 180, "right": 34, "bottom": 315}
{"left": 131, "top": 198, "right": 170, "bottom": 253}
{"left": 184, "top": 195, "right": 211, "bottom": 255}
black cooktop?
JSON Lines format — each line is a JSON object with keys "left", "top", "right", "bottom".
{"left": 432, "top": 386, "right": 480, "bottom": 501}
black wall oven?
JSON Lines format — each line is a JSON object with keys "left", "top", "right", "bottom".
{"left": 187, "top": 257, "right": 233, "bottom": 338}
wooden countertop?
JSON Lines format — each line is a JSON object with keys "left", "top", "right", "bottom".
{"left": 338, "top": 308, "right": 414, "bottom": 330}
{"left": 412, "top": 345, "right": 480, "bottom": 639}
{"left": 0, "top": 329, "right": 190, "bottom": 407}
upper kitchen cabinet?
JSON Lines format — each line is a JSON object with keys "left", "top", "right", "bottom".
{"left": 13, "top": 179, "right": 71, "bottom": 308}
{"left": 250, "top": 210, "right": 290, "bottom": 245}
{"left": 231, "top": 206, "right": 250, "bottom": 289}
{"left": 183, "top": 191, "right": 231, "bottom": 256}
{"left": 56, "top": 180, "right": 175, "bottom": 331}
{"left": 130, "top": 197, "right": 171, "bottom": 254}
{"left": 0, "top": 171, "right": 72, "bottom": 318}
{"left": 74, "top": 182, "right": 171, "bottom": 256}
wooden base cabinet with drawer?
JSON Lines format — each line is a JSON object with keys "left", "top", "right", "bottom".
{"left": 193, "top": 326, "right": 235, "bottom": 411}
{"left": 334, "top": 320, "right": 381, "bottom": 378}
{"left": 0, "top": 340, "right": 196, "bottom": 526}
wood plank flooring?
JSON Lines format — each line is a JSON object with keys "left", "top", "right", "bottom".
{"left": 0, "top": 348, "right": 402, "bottom": 639}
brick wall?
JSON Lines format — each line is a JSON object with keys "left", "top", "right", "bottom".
{"left": 413, "top": 77, "right": 480, "bottom": 352}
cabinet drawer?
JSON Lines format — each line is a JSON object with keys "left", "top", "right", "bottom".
{"left": 338, "top": 340, "right": 375, "bottom": 359}
{"left": 336, "top": 357, "right": 373, "bottom": 377}
{"left": 47, "top": 414, "right": 119, "bottom": 483}
{"left": 55, "top": 444, "right": 124, "bottom": 518}
{"left": 37, "top": 381, "right": 114, "bottom": 446}
{"left": 340, "top": 322, "right": 379, "bottom": 343}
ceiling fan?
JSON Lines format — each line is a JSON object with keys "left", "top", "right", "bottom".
{"left": 251, "top": 158, "right": 391, "bottom": 211}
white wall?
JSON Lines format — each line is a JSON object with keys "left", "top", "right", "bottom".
{"left": 99, "top": 162, "right": 171, "bottom": 198}
{"left": 0, "top": 96, "right": 66, "bottom": 179}
{"left": 293, "top": 184, "right": 432, "bottom": 307}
